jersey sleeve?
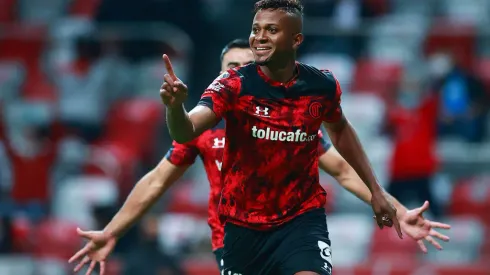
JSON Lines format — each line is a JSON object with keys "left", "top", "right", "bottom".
{"left": 321, "top": 70, "right": 343, "bottom": 123}
{"left": 197, "top": 69, "right": 241, "bottom": 120}
{"left": 317, "top": 129, "right": 332, "bottom": 155}
{"left": 165, "top": 139, "right": 199, "bottom": 166}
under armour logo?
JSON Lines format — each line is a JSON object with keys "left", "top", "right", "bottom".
{"left": 215, "top": 160, "right": 222, "bottom": 171}
{"left": 322, "top": 262, "right": 332, "bottom": 274}
{"left": 255, "top": 106, "right": 269, "bottom": 117}
{"left": 318, "top": 240, "right": 333, "bottom": 266}
{"left": 212, "top": 137, "right": 225, "bottom": 148}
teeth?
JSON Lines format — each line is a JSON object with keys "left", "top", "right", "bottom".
{"left": 257, "top": 47, "right": 269, "bottom": 50}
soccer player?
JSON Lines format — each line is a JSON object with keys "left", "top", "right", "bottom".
{"left": 68, "top": 39, "right": 450, "bottom": 275}
{"left": 159, "top": 1, "right": 450, "bottom": 274}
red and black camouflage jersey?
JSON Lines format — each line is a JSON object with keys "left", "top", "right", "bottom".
{"left": 165, "top": 121, "right": 332, "bottom": 250}
{"left": 165, "top": 121, "right": 226, "bottom": 251}
{"left": 198, "top": 62, "right": 342, "bottom": 230}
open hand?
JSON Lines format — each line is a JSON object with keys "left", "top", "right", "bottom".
{"left": 68, "top": 228, "right": 117, "bottom": 275}
{"left": 159, "top": 54, "right": 188, "bottom": 108}
{"left": 398, "top": 201, "right": 451, "bottom": 253}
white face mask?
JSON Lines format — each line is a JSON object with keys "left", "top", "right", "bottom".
{"left": 428, "top": 54, "right": 453, "bottom": 78}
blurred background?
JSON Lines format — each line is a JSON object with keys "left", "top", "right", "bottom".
{"left": 0, "top": 0, "right": 489, "bottom": 274}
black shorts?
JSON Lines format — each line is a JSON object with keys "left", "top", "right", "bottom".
{"left": 221, "top": 208, "right": 332, "bottom": 275}
{"left": 213, "top": 248, "right": 224, "bottom": 271}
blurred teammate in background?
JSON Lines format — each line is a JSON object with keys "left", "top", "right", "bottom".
{"left": 69, "top": 37, "right": 449, "bottom": 275}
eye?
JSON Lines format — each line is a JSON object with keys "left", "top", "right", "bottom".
{"left": 251, "top": 27, "right": 259, "bottom": 34}
{"left": 268, "top": 27, "right": 277, "bottom": 34}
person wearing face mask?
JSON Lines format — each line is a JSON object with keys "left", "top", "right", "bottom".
{"left": 428, "top": 51, "right": 488, "bottom": 143}
{"left": 384, "top": 68, "right": 442, "bottom": 218}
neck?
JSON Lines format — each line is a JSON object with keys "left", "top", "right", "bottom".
{"left": 259, "top": 58, "right": 296, "bottom": 83}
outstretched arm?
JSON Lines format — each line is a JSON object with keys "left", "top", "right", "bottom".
{"left": 318, "top": 147, "right": 405, "bottom": 214}
{"left": 104, "top": 158, "right": 189, "bottom": 238}
{"left": 323, "top": 116, "right": 383, "bottom": 195}
{"left": 318, "top": 147, "right": 451, "bottom": 253}
{"left": 68, "top": 158, "right": 190, "bottom": 274}
{"left": 69, "top": 140, "right": 200, "bottom": 274}
{"left": 321, "top": 71, "right": 401, "bottom": 236}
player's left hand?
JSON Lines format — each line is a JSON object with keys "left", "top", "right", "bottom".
{"left": 371, "top": 191, "right": 403, "bottom": 239}
{"left": 398, "top": 201, "right": 451, "bottom": 253}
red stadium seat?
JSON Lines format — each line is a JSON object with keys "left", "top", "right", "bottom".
{"left": 0, "top": 24, "right": 47, "bottom": 63}
{"left": 482, "top": 229, "right": 490, "bottom": 261}
{"left": 166, "top": 180, "right": 208, "bottom": 217}
{"left": 30, "top": 219, "right": 81, "bottom": 260}
{"left": 365, "top": 0, "right": 389, "bottom": 16}
{"left": 11, "top": 216, "right": 32, "bottom": 253}
{"left": 435, "top": 265, "right": 490, "bottom": 275}
{"left": 0, "top": 24, "right": 54, "bottom": 101}
{"left": 369, "top": 226, "right": 418, "bottom": 263}
{"left": 85, "top": 99, "right": 163, "bottom": 189}
{"left": 84, "top": 141, "right": 140, "bottom": 194}
{"left": 0, "top": 0, "right": 17, "bottom": 23}
{"left": 183, "top": 258, "right": 219, "bottom": 275}
{"left": 424, "top": 19, "right": 476, "bottom": 71}
{"left": 6, "top": 138, "right": 58, "bottom": 204}
{"left": 105, "top": 258, "right": 123, "bottom": 275}
{"left": 69, "top": 0, "right": 102, "bottom": 18}
{"left": 351, "top": 60, "right": 403, "bottom": 98}
{"left": 473, "top": 58, "right": 490, "bottom": 94}
{"left": 335, "top": 264, "right": 490, "bottom": 275}
{"left": 449, "top": 176, "right": 490, "bottom": 224}
{"left": 102, "top": 99, "right": 162, "bottom": 161}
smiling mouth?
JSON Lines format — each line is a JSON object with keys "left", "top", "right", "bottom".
{"left": 254, "top": 47, "right": 272, "bottom": 54}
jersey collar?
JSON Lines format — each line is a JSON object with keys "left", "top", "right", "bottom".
{"left": 256, "top": 62, "right": 300, "bottom": 88}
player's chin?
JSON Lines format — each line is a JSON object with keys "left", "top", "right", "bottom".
{"left": 254, "top": 56, "right": 271, "bottom": 66}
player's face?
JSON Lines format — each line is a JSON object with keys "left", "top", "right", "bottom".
{"left": 250, "top": 9, "right": 303, "bottom": 65}
{"left": 220, "top": 48, "right": 254, "bottom": 73}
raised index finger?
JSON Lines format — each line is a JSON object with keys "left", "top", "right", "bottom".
{"left": 162, "top": 54, "right": 177, "bottom": 81}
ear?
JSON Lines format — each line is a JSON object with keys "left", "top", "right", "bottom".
{"left": 292, "top": 33, "right": 304, "bottom": 50}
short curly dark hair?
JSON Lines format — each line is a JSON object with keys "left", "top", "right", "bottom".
{"left": 253, "top": 0, "right": 304, "bottom": 15}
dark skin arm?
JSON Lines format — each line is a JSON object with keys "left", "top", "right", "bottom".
{"left": 166, "top": 105, "right": 217, "bottom": 143}
{"left": 323, "top": 115, "right": 381, "bottom": 194}
{"left": 160, "top": 54, "right": 217, "bottom": 143}
{"left": 323, "top": 114, "right": 403, "bottom": 238}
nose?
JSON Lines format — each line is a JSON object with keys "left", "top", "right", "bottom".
{"left": 255, "top": 30, "right": 268, "bottom": 43}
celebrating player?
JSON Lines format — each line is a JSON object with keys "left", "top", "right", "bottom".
{"left": 68, "top": 38, "right": 449, "bottom": 275}
{"left": 159, "top": 1, "right": 450, "bottom": 274}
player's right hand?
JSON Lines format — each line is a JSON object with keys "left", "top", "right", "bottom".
{"left": 160, "top": 54, "right": 188, "bottom": 108}
{"left": 68, "top": 228, "right": 117, "bottom": 275}
{"left": 371, "top": 191, "right": 403, "bottom": 239}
